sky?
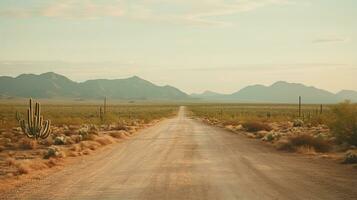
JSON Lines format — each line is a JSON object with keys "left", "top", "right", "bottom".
{"left": 0, "top": 0, "right": 356, "bottom": 94}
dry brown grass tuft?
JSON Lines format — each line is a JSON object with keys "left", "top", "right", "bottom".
{"left": 242, "top": 121, "right": 272, "bottom": 132}
{"left": 109, "top": 131, "right": 128, "bottom": 139}
{"left": 94, "top": 136, "right": 114, "bottom": 146}
{"left": 28, "top": 159, "right": 48, "bottom": 171}
{"left": 16, "top": 163, "right": 31, "bottom": 175}
{"left": 80, "top": 141, "right": 99, "bottom": 151}
{"left": 277, "top": 134, "right": 331, "bottom": 153}
{"left": 45, "top": 158, "right": 61, "bottom": 168}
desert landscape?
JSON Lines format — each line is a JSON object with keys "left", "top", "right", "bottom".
{"left": 1, "top": 0, "right": 357, "bottom": 199}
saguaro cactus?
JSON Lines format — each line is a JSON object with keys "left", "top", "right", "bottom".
{"left": 19, "top": 99, "right": 51, "bottom": 140}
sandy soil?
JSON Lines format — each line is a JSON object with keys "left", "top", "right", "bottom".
{"left": 1, "top": 107, "right": 357, "bottom": 200}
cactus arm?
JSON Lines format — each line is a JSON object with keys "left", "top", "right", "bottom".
{"left": 29, "top": 99, "right": 33, "bottom": 128}
{"left": 40, "top": 120, "right": 51, "bottom": 139}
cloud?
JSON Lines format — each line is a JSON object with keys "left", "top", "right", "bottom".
{"left": 41, "top": 0, "right": 124, "bottom": 19}
{"left": 0, "top": 0, "right": 293, "bottom": 26}
{"left": 312, "top": 36, "right": 349, "bottom": 44}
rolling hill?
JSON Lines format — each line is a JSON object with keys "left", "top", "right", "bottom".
{"left": 0, "top": 72, "right": 189, "bottom": 100}
{"left": 0, "top": 72, "right": 356, "bottom": 103}
{"left": 191, "top": 81, "right": 357, "bottom": 103}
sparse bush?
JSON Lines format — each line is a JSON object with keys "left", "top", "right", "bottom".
{"left": 242, "top": 121, "right": 272, "bottom": 132}
{"left": 44, "top": 146, "right": 64, "bottom": 159}
{"left": 262, "top": 132, "right": 281, "bottom": 142}
{"left": 54, "top": 136, "right": 66, "bottom": 145}
{"left": 293, "top": 119, "right": 304, "bottom": 127}
{"left": 277, "top": 134, "right": 331, "bottom": 153}
{"left": 328, "top": 101, "right": 357, "bottom": 145}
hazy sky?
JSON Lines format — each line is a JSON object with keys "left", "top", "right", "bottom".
{"left": 0, "top": 0, "right": 356, "bottom": 94}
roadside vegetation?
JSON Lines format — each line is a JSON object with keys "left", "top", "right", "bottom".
{"left": 0, "top": 100, "right": 178, "bottom": 185}
{"left": 188, "top": 102, "right": 357, "bottom": 164}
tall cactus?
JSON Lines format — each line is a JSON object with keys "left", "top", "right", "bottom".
{"left": 19, "top": 99, "right": 51, "bottom": 140}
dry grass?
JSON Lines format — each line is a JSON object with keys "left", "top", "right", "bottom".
{"left": 277, "top": 134, "right": 331, "bottom": 153}
{"left": 188, "top": 103, "right": 333, "bottom": 125}
{"left": 109, "top": 131, "right": 128, "bottom": 139}
{"left": 0, "top": 102, "right": 178, "bottom": 129}
{"left": 94, "top": 136, "right": 114, "bottom": 146}
{"left": 242, "top": 121, "right": 272, "bottom": 132}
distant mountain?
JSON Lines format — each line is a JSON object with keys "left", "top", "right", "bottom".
{"left": 191, "top": 81, "right": 357, "bottom": 103}
{"left": 0, "top": 72, "right": 189, "bottom": 100}
{"left": 1, "top": 72, "right": 356, "bottom": 103}
{"left": 191, "top": 90, "right": 225, "bottom": 98}
{"left": 336, "top": 90, "right": 357, "bottom": 102}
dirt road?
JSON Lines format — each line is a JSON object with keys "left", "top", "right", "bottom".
{"left": 3, "top": 107, "right": 357, "bottom": 200}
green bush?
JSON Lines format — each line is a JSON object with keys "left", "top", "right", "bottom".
{"left": 329, "top": 101, "right": 357, "bottom": 145}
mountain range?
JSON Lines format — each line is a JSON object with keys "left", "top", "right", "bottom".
{"left": 0, "top": 72, "right": 188, "bottom": 100}
{"left": 192, "top": 81, "right": 357, "bottom": 103}
{"left": 0, "top": 72, "right": 356, "bottom": 103}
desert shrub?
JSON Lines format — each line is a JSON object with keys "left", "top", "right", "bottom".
{"left": 54, "top": 136, "right": 66, "bottom": 145}
{"left": 242, "top": 121, "right": 272, "bottom": 132}
{"left": 293, "top": 119, "right": 304, "bottom": 127}
{"left": 19, "top": 138, "right": 37, "bottom": 150}
{"left": 277, "top": 134, "right": 331, "bottom": 153}
{"left": 262, "top": 132, "right": 281, "bottom": 142}
{"left": 328, "top": 101, "right": 357, "bottom": 145}
{"left": 44, "top": 146, "right": 64, "bottom": 159}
